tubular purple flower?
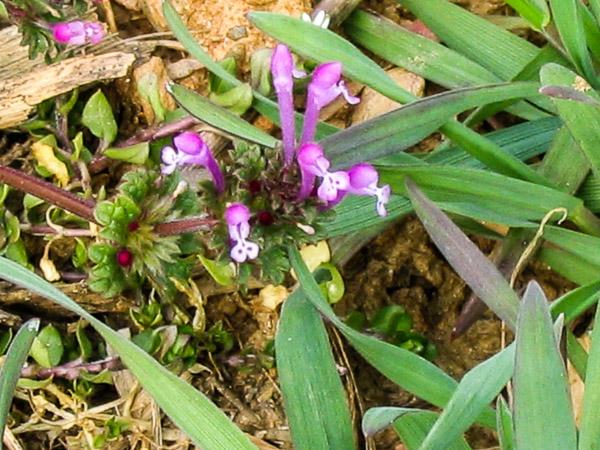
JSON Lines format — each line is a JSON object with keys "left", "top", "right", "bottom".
{"left": 347, "top": 163, "right": 391, "bottom": 217}
{"left": 51, "top": 21, "right": 105, "bottom": 46}
{"left": 300, "top": 62, "right": 360, "bottom": 145}
{"left": 225, "top": 203, "right": 259, "bottom": 263}
{"left": 271, "top": 44, "right": 296, "bottom": 166}
{"left": 160, "top": 132, "right": 225, "bottom": 193}
{"left": 297, "top": 143, "right": 349, "bottom": 202}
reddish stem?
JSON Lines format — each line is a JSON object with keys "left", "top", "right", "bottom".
{"left": 153, "top": 217, "right": 220, "bottom": 236}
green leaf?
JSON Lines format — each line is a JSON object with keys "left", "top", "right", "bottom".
{"left": 169, "top": 84, "right": 277, "bottom": 148}
{"left": 209, "top": 83, "right": 253, "bottom": 115}
{"left": 362, "top": 407, "right": 424, "bottom": 436}
{"left": 397, "top": 0, "right": 538, "bottom": 79}
{"left": 504, "top": 0, "right": 550, "bottom": 30}
{"left": 198, "top": 255, "right": 234, "bottom": 286}
{"left": 513, "top": 282, "right": 577, "bottom": 450}
{"left": 104, "top": 142, "right": 149, "bottom": 165}
{"left": 0, "top": 319, "right": 39, "bottom": 450}
{"left": 496, "top": 396, "right": 515, "bottom": 450}
{"left": 393, "top": 411, "right": 472, "bottom": 450}
{"left": 548, "top": 0, "right": 595, "bottom": 82}
{"left": 287, "top": 246, "right": 496, "bottom": 428}
{"left": 578, "top": 302, "right": 600, "bottom": 449}
{"left": 29, "top": 324, "right": 64, "bottom": 368}
{"left": 82, "top": 90, "right": 117, "bottom": 145}
{"left": 0, "top": 256, "right": 257, "bottom": 450}
{"left": 276, "top": 290, "right": 355, "bottom": 450}
{"left": 540, "top": 63, "right": 600, "bottom": 175}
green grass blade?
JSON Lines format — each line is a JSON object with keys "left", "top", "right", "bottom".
{"left": 539, "top": 246, "right": 600, "bottom": 285}
{"left": 548, "top": 0, "right": 595, "bottom": 82}
{"left": 276, "top": 290, "right": 355, "bottom": 450}
{"left": 578, "top": 301, "right": 600, "bottom": 449}
{"left": 397, "top": 0, "right": 539, "bottom": 79}
{"left": 168, "top": 84, "right": 278, "bottom": 148}
{"left": 567, "top": 331, "right": 588, "bottom": 380}
{"left": 420, "top": 344, "right": 515, "bottom": 450}
{"left": 163, "top": 1, "right": 337, "bottom": 139}
{"left": 496, "top": 396, "right": 515, "bottom": 450}
{"left": 551, "top": 281, "right": 600, "bottom": 323}
{"left": 541, "top": 63, "right": 600, "bottom": 175}
{"left": 287, "top": 246, "right": 496, "bottom": 428}
{"left": 0, "top": 256, "right": 257, "bottom": 450}
{"left": 0, "top": 318, "right": 39, "bottom": 449}
{"left": 393, "top": 411, "right": 472, "bottom": 450}
{"left": 247, "top": 11, "right": 548, "bottom": 185}
{"left": 322, "top": 82, "right": 543, "bottom": 170}
{"left": 505, "top": 0, "right": 550, "bottom": 30}
{"left": 362, "top": 407, "right": 422, "bottom": 436}
{"left": 405, "top": 179, "right": 519, "bottom": 327}
{"left": 513, "top": 282, "right": 577, "bottom": 450}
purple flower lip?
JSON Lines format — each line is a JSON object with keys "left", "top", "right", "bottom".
{"left": 347, "top": 163, "right": 391, "bottom": 217}
{"left": 225, "top": 203, "right": 259, "bottom": 263}
{"left": 52, "top": 21, "right": 105, "bottom": 46}
{"left": 297, "top": 142, "right": 349, "bottom": 203}
{"left": 160, "top": 131, "right": 225, "bottom": 193}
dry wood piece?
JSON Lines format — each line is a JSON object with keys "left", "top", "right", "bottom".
{"left": 0, "top": 51, "right": 135, "bottom": 129}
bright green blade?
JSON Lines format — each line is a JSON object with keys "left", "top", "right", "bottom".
{"left": 168, "top": 84, "right": 278, "bottom": 148}
{"left": 513, "top": 282, "right": 577, "bottom": 450}
{"left": 396, "top": 0, "right": 539, "bottom": 79}
{"left": 393, "top": 411, "right": 472, "bottom": 450}
{"left": 287, "top": 245, "right": 496, "bottom": 428}
{"left": 578, "top": 300, "right": 600, "bottom": 449}
{"left": 540, "top": 63, "right": 600, "bottom": 175}
{"left": 0, "top": 318, "right": 39, "bottom": 450}
{"left": 276, "top": 290, "right": 355, "bottom": 450}
{"left": 496, "top": 396, "right": 515, "bottom": 450}
{"left": 0, "top": 257, "right": 257, "bottom": 450}
{"left": 504, "top": 0, "right": 550, "bottom": 30}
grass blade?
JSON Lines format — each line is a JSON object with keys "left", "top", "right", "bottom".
{"left": 505, "top": 0, "right": 550, "bottom": 30}
{"left": 513, "top": 282, "right": 577, "bottom": 450}
{"left": 496, "top": 396, "right": 515, "bottom": 450}
{"left": 0, "top": 257, "right": 257, "bottom": 450}
{"left": 168, "top": 84, "right": 278, "bottom": 148}
{"left": 404, "top": 179, "right": 520, "bottom": 328}
{"left": 393, "top": 411, "right": 472, "bottom": 450}
{"left": 362, "top": 407, "right": 420, "bottom": 436}
{"left": 276, "top": 290, "right": 355, "bottom": 450}
{"left": 578, "top": 301, "right": 600, "bottom": 449}
{"left": 0, "top": 319, "right": 39, "bottom": 449}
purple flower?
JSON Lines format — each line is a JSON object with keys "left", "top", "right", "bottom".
{"left": 161, "top": 131, "right": 225, "bottom": 193}
{"left": 225, "top": 203, "right": 259, "bottom": 263}
{"left": 51, "top": 20, "right": 105, "bottom": 46}
{"left": 297, "top": 143, "right": 349, "bottom": 202}
{"left": 300, "top": 62, "right": 360, "bottom": 145}
{"left": 347, "top": 163, "right": 391, "bottom": 217}
{"left": 271, "top": 44, "right": 296, "bottom": 166}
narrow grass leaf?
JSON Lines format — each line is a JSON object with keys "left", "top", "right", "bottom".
{"left": 504, "top": 0, "right": 549, "bottom": 29}
{"left": 548, "top": 0, "right": 595, "bottom": 82}
{"left": 393, "top": 411, "right": 472, "bottom": 450}
{"left": 496, "top": 396, "right": 515, "bottom": 450}
{"left": 0, "top": 318, "right": 39, "bottom": 449}
{"left": 405, "top": 179, "right": 519, "bottom": 328}
{"left": 513, "top": 281, "right": 577, "bottom": 450}
{"left": 539, "top": 246, "right": 600, "bottom": 285}
{"left": 168, "top": 84, "right": 278, "bottom": 148}
{"left": 287, "top": 246, "right": 497, "bottom": 428}
{"left": 362, "top": 407, "right": 421, "bottom": 436}
{"left": 397, "top": 0, "right": 539, "bottom": 79}
{"left": 419, "top": 344, "right": 515, "bottom": 450}
{"left": 0, "top": 257, "right": 257, "bottom": 450}
{"left": 551, "top": 280, "right": 600, "bottom": 323}
{"left": 276, "top": 290, "right": 355, "bottom": 450}
{"left": 567, "top": 331, "right": 588, "bottom": 381}
{"left": 578, "top": 302, "right": 600, "bottom": 449}
{"left": 540, "top": 63, "right": 600, "bottom": 175}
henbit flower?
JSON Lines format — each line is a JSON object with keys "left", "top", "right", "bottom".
{"left": 225, "top": 203, "right": 260, "bottom": 263}
{"left": 51, "top": 20, "right": 105, "bottom": 46}
{"left": 160, "top": 131, "right": 225, "bottom": 193}
{"left": 297, "top": 143, "right": 349, "bottom": 202}
{"left": 347, "top": 163, "right": 391, "bottom": 217}
{"left": 300, "top": 62, "right": 360, "bottom": 145}
{"left": 271, "top": 44, "right": 296, "bottom": 166}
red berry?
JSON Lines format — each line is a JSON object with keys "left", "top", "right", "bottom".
{"left": 257, "top": 211, "right": 274, "bottom": 226}
{"left": 248, "top": 180, "right": 262, "bottom": 195}
{"left": 116, "top": 249, "right": 133, "bottom": 267}
{"left": 128, "top": 221, "right": 139, "bottom": 232}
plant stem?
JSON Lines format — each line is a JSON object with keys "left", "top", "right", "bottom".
{"left": 312, "top": 0, "right": 363, "bottom": 27}
{"left": 21, "top": 356, "right": 121, "bottom": 380}
{"left": 153, "top": 216, "right": 220, "bottom": 235}
{"left": 0, "top": 166, "right": 96, "bottom": 221}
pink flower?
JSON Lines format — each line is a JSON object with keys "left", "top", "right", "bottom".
{"left": 297, "top": 143, "right": 349, "bottom": 202}
{"left": 51, "top": 20, "right": 105, "bottom": 46}
{"left": 347, "top": 163, "right": 391, "bottom": 217}
{"left": 271, "top": 44, "right": 296, "bottom": 166}
{"left": 225, "top": 203, "right": 259, "bottom": 263}
{"left": 161, "top": 131, "right": 225, "bottom": 193}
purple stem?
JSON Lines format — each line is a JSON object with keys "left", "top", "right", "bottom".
{"left": 21, "top": 356, "right": 121, "bottom": 380}
{"left": 204, "top": 153, "right": 226, "bottom": 193}
{"left": 298, "top": 167, "right": 316, "bottom": 200}
{"left": 300, "top": 94, "right": 319, "bottom": 145}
